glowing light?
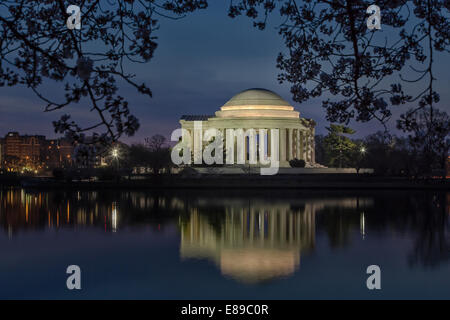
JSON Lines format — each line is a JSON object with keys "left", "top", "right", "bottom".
{"left": 221, "top": 105, "right": 294, "bottom": 111}
{"left": 360, "top": 147, "right": 366, "bottom": 154}
{"left": 112, "top": 202, "right": 118, "bottom": 232}
{"left": 360, "top": 212, "right": 366, "bottom": 239}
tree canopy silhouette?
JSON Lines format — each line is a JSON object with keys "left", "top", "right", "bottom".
{"left": 228, "top": 0, "right": 449, "bottom": 133}
{"left": 1, "top": 0, "right": 448, "bottom": 151}
{"left": 0, "top": 0, "right": 207, "bottom": 147}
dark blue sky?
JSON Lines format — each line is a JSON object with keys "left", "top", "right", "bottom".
{"left": 0, "top": 2, "right": 449, "bottom": 143}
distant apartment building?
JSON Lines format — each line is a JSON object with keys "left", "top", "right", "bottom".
{"left": 43, "top": 139, "right": 74, "bottom": 168}
{"left": 0, "top": 132, "right": 74, "bottom": 172}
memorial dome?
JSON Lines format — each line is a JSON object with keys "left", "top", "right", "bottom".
{"left": 215, "top": 88, "right": 299, "bottom": 118}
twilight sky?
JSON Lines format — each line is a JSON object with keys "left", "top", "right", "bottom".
{"left": 0, "top": 2, "right": 449, "bottom": 143}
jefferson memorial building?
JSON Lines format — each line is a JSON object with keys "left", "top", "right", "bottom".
{"left": 179, "top": 88, "right": 316, "bottom": 167}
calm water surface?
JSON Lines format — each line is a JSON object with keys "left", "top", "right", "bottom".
{"left": 0, "top": 188, "right": 449, "bottom": 299}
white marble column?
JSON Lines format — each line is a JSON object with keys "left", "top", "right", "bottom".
{"left": 225, "top": 128, "right": 233, "bottom": 164}
{"left": 304, "top": 132, "right": 309, "bottom": 162}
{"left": 288, "top": 128, "right": 294, "bottom": 161}
{"left": 182, "top": 128, "right": 193, "bottom": 147}
{"left": 279, "top": 128, "right": 286, "bottom": 162}
{"left": 296, "top": 129, "right": 301, "bottom": 159}
{"left": 248, "top": 129, "right": 257, "bottom": 164}
{"left": 189, "top": 129, "right": 194, "bottom": 161}
{"left": 308, "top": 133, "right": 311, "bottom": 163}
{"left": 193, "top": 125, "right": 203, "bottom": 164}
{"left": 233, "top": 130, "right": 237, "bottom": 163}
{"left": 308, "top": 133, "right": 312, "bottom": 162}
{"left": 244, "top": 129, "right": 248, "bottom": 164}
{"left": 300, "top": 131, "right": 304, "bottom": 160}
{"left": 219, "top": 128, "right": 225, "bottom": 164}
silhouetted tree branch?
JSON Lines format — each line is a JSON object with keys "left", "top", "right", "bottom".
{"left": 0, "top": 0, "right": 207, "bottom": 148}
{"left": 228, "top": 0, "right": 449, "bottom": 135}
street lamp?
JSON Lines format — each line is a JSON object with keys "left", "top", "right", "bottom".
{"left": 360, "top": 146, "right": 366, "bottom": 154}
{"left": 111, "top": 148, "right": 120, "bottom": 171}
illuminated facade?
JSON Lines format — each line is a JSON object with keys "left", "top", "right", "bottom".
{"left": 180, "top": 88, "right": 317, "bottom": 167}
{"left": 0, "top": 132, "right": 74, "bottom": 171}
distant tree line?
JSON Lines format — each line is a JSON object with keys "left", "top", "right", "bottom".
{"left": 52, "top": 134, "right": 173, "bottom": 181}
{"left": 316, "top": 109, "right": 449, "bottom": 178}
{"left": 126, "top": 134, "right": 172, "bottom": 175}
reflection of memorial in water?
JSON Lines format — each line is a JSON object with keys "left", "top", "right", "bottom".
{"left": 180, "top": 197, "right": 372, "bottom": 283}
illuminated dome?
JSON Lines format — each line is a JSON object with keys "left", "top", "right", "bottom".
{"left": 215, "top": 88, "right": 300, "bottom": 119}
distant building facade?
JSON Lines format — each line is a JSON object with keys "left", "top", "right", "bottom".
{"left": 0, "top": 132, "right": 74, "bottom": 172}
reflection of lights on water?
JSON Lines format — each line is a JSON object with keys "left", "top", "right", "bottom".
{"left": 112, "top": 202, "right": 118, "bottom": 232}
{"left": 360, "top": 212, "right": 365, "bottom": 239}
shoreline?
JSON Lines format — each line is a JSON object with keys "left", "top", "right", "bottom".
{"left": 1, "top": 175, "right": 448, "bottom": 190}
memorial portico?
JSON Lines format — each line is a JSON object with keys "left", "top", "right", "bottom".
{"left": 179, "top": 88, "right": 316, "bottom": 167}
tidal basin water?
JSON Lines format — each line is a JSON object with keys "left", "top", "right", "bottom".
{"left": 0, "top": 188, "right": 449, "bottom": 299}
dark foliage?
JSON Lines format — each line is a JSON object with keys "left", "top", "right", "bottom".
{"left": 228, "top": 1, "right": 449, "bottom": 133}
{"left": 289, "top": 158, "right": 306, "bottom": 167}
{"left": 0, "top": 0, "right": 207, "bottom": 147}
